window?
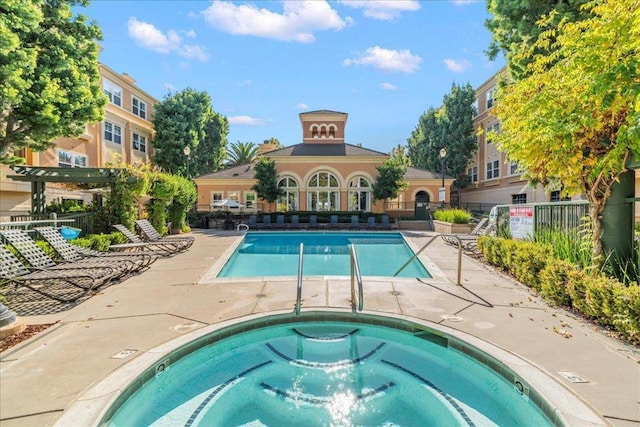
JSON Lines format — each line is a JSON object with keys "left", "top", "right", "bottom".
{"left": 104, "top": 121, "right": 122, "bottom": 144}
{"left": 467, "top": 166, "right": 478, "bottom": 183}
{"left": 550, "top": 191, "right": 572, "bottom": 202}
{"left": 228, "top": 191, "right": 240, "bottom": 202}
{"left": 245, "top": 192, "right": 256, "bottom": 209}
{"left": 277, "top": 177, "right": 299, "bottom": 211}
{"left": 132, "top": 97, "right": 146, "bottom": 119}
{"left": 133, "top": 133, "right": 146, "bottom": 153}
{"left": 348, "top": 176, "right": 371, "bottom": 211}
{"left": 486, "top": 87, "right": 496, "bottom": 109}
{"left": 103, "top": 79, "right": 122, "bottom": 107}
{"left": 57, "top": 149, "right": 87, "bottom": 168}
{"left": 307, "top": 171, "right": 340, "bottom": 211}
{"left": 486, "top": 160, "right": 500, "bottom": 179}
{"left": 211, "top": 192, "right": 223, "bottom": 204}
{"left": 509, "top": 162, "right": 519, "bottom": 175}
{"left": 512, "top": 194, "right": 527, "bottom": 204}
{"left": 486, "top": 122, "right": 500, "bottom": 143}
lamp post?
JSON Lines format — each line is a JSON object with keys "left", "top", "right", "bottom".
{"left": 183, "top": 146, "right": 191, "bottom": 179}
{"left": 439, "top": 147, "right": 447, "bottom": 209}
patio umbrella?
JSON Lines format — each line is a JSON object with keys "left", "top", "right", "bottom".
{"left": 211, "top": 199, "right": 243, "bottom": 209}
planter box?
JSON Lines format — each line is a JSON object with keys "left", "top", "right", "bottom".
{"left": 433, "top": 220, "right": 474, "bottom": 234}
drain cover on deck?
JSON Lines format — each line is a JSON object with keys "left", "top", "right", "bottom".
{"left": 111, "top": 349, "right": 138, "bottom": 359}
{"left": 557, "top": 371, "right": 589, "bottom": 383}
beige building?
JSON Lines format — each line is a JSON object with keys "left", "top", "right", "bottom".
{"left": 195, "top": 110, "right": 452, "bottom": 218}
{"left": 0, "top": 64, "right": 157, "bottom": 220}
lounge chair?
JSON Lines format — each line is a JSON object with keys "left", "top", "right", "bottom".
{"left": 275, "top": 215, "right": 286, "bottom": 230}
{"left": 441, "top": 217, "right": 492, "bottom": 252}
{"left": 111, "top": 224, "right": 186, "bottom": 256}
{"left": 379, "top": 215, "right": 392, "bottom": 230}
{"left": 327, "top": 215, "right": 340, "bottom": 230}
{"left": 308, "top": 215, "right": 320, "bottom": 230}
{"left": 35, "top": 226, "right": 157, "bottom": 274}
{"left": 0, "top": 229, "right": 124, "bottom": 280}
{"left": 289, "top": 215, "right": 301, "bottom": 230}
{"left": 260, "top": 215, "right": 273, "bottom": 230}
{"left": 0, "top": 245, "right": 104, "bottom": 303}
{"left": 349, "top": 215, "right": 360, "bottom": 230}
{"left": 365, "top": 216, "right": 377, "bottom": 230}
{"left": 247, "top": 215, "right": 258, "bottom": 229}
{"left": 135, "top": 219, "right": 194, "bottom": 248}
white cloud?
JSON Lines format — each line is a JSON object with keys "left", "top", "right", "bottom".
{"left": 238, "top": 80, "right": 252, "bottom": 87}
{"left": 201, "top": 1, "right": 350, "bottom": 43}
{"left": 127, "top": 18, "right": 208, "bottom": 61}
{"left": 450, "top": 0, "right": 479, "bottom": 5}
{"left": 228, "top": 115, "right": 266, "bottom": 126}
{"left": 296, "top": 103, "right": 309, "bottom": 109}
{"left": 380, "top": 82, "right": 397, "bottom": 90}
{"left": 338, "top": 1, "right": 420, "bottom": 21}
{"left": 443, "top": 58, "right": 472, "bottom": 72}
{"left": 343, "top": 46, "right": 422, "bottom": 73}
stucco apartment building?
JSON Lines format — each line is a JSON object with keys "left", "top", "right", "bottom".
{"left": 194, "top": 110, "right": 453, "bottom": 218}
{"left": 0, "top": 64, "right": 157, "bottom": 221}
{"left": 462, "top": 69, "right": 639, "bottom": 221}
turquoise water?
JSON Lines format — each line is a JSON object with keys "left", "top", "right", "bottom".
{"left": 106, "top": 321, "right": 552, "bottom": 426}
{"left": 218, "top": 232, "right": 430, "bottom": 278}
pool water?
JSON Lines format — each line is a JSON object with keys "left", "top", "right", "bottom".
{"left": 106, "top": 321, "right": 552, "bottom": 426}
{"left": 218, "top": 232, "right": 431, "bottom": 278}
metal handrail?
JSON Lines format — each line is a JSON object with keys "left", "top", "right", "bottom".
{"left": 295, "top": 243, "right": 304, "bottom": 315}
{"left": 350, "top": 244, "right": 364, "bottom": 311}
{"left": 236, "top": 223, "right": 249, "bottom": 235}
{"left": 393, "top": 234, "right": 463, "bottom": 285}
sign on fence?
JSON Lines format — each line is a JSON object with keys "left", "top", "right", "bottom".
{"left": 509, "top": 205, "right": 534, "bottom": 239}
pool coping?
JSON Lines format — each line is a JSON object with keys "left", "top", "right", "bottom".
{"left": 54, "top": 309, "right": 607, "bottom": 427}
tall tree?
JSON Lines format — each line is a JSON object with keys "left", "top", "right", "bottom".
{"left": 264, "top": 137, "right": 283, "bottom": 148}
{"left": 0, "top": 0, "right": 107, "bottom": 164}
{"left": 372, "top": 156, "right": 408, "bottom": 202}
{"left": 152, "top": 88, "right": 227, "bottom": 176}
{"left": 226, "top": 141, "right": 260, "bottom": 166}
{"left": 407, "top": 83, "right": 476, "bottom": 181}
{"left": 493, "top": 0, "right": 640, "bottom": 265}
{"left": 485, "top": 0, "right": 590, "bottom": 80}
{"left": 251, "top": 156, "right": 283, "bottom": 210}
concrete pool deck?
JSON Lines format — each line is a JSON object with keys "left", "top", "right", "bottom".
{"left": 0, "top": 229, "right": 638, "bottom": 426}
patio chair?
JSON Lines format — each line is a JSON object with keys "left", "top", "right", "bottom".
{"left": 327, "top": 215, "right": 340, "bottom": 230}
{"left": 247, "top": 215, "right": 258, "bottom": 229}
{"left": 308, "top": 215, "right": 320, "bottom": 230}
{"left": 260, "top": 215, "right": 273, "bottom": 230}
{"left": 379, "top": 215, "right": 392, "bottom": 230}
{"left": 441, "top": 217, "right": 491, "bottom": 252}
{"left": 275, "top": 215, "right": 286, "bottom": 230}
{"left": 111, "top": 224, "right": 185, "bottom": 256}
{"left": 348, "top": 215, "right": 360, "bottom": 230}
{"left": 0, "top": 245, "right": 104, "bottom": 303}
{"left": 135, "top": 219, "right": 194, "bottom": 248}
{"left": 365, "top": 216, "right": 377, "bottom": 230}
{"left": 34, "top": 226, "right": 157, "bottom": 274}
{"left": 0, "top": 229, "right": 124, "bottom": 281}
{"left": 289, "top": 215, "right": 301, "bottom": 230}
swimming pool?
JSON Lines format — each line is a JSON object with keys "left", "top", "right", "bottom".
{"left": 218, "top": 232, "right": 430, "bottom": 278}
{"left": 103, "top": 319, "right": 556, "bottom": 425}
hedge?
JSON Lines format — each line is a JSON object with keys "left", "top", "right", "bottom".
{"left": 478, "top": 236, "right": 639, "bottom": 344}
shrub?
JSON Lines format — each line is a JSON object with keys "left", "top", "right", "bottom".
{"left": 433, "top": 208, "right": 472, "bottom": 224}
{"left": 539, "top": 259, "right": 575, "bottom": 306}
{"left": 72, "top": 232, "right": 127, "bottom": 251}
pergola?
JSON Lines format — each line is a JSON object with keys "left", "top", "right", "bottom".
{"left": 8, "top": 166, "right": 134, "bottom": 215}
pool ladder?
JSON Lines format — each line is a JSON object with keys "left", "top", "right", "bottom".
{"left": 393, "top": 234, "right": 463, "bottom": 285}
{"left": 295, "top": 243, "right": 364, "bottom": 315}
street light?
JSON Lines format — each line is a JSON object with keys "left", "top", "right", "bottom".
{"left": 183, "top": 146, "right": 191, "bottom": 179}
{"left": 439, "top": 147, "right": 447, "bottom": 208}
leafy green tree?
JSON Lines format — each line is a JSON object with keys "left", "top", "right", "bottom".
{"left": 485, "top": 0, "right": 590, "bottom": 80}
{"left": 389, "top": 144, "right": 411, "bottom": 167}
{"left": 372, "top": 157, "right": 408, "bottom": 201}
{"left": 251, "top": 156, "right": 283, "bottom": 210}
{"left": 493, "top": 0, "right": 640, "bottom": 264}
{"left": 264, "top": 137, "right": 283, "bottom": 148}
{"left": 0, "top": 0, "right": 107, "bottom": 164}
{"left": 152, "top": 88, "right": 227, "bottom": 176}
{"left": 227, "top": 141, "right": 260, "bottom": 165}
{"left": 407, "top": 83, "right": 476, "bottom": 181}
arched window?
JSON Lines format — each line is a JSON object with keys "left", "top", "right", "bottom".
{"left": 348, "top": 176, "right": 371, "bottom": 212}
{"left": 277, "top": 177, "right": 298, "bottom": 211}
{"left": 307, "top": 172, "right": 339, "bottom": 211}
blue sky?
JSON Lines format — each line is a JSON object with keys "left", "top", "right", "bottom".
{"left": 83, "top": 0, "right": 504, "bottom": 154}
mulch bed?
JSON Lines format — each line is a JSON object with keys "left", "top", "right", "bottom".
{"left": 0, "top": 323, "right": 55, "bottom": 353}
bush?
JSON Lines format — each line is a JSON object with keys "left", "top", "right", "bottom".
{"left": 72, "top": 232, "right": 127, "bottom": 251}
{"left": 478, "top": 236, "right": 640, "bottom": 345}
{"left": 433, "top": 208, "right": 472, "bottom": 224}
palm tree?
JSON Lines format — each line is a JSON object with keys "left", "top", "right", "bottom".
{"left": 226, "top": 141, "right": 260, "bottom": 166}
{"left": 265, "top": 137, "right": 283, "bottom": 148}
